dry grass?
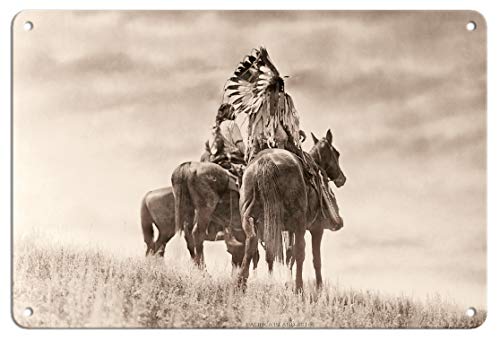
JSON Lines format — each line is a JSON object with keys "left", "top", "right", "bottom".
{"left": 13, "top": 238, "right": 486, "bottom": 328}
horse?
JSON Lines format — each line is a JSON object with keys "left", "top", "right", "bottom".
{"left": 238, "top": 129, "right": 346, "bottom": 291}
{"left": 171, "top": 161, "right": 260, "bottom": 268}
{"left": 141, "top": 187, "right": 176, "bottom": 256}
{"left": 141, "top": 184, "right": 257, "bottom": 268}
{"left": 140, "top": 150, "right": 224, "bottom": 257}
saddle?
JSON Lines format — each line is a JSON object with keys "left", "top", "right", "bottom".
{"left": 210, "top": 152, "right": 245, "bottom": 189}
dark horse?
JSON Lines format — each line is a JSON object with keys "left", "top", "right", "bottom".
{"left": 171, "top": 161, "right": 259, "bottom": 268}
{"left": 140, "top": 151, "right": 234, "bottom": 257}
{"left": 238, "top": 129, "right": 346, "bottom": 291}
{"left": 141, "top": 184, "right": 255, "bottom": 267}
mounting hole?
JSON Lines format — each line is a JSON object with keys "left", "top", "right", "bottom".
{"left": 23, "top": 21, "right": 33, "bottom": 31}
{"left": 466, "top": 21, "right": 476, "bottom": 31}
{"left": 465, "top": 307, "right": 477, "bottom": 317}
{"left": 22, "top": 307, "right": 33, "bottom": 317}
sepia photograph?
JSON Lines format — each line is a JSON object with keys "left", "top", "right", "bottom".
{"left": 12, "top": 10, "right": 486, "bottom": 328}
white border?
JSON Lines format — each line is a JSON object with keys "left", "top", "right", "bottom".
{"left": 1, "top": 1, "right": 498, "bottom": 338}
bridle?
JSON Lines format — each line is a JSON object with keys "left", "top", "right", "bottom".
{"left": 315, "top": 139, "right": 340, "bottom": 182}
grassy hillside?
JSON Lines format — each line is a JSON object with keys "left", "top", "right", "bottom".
{"left": 12, "top": 238, "right": 485, "bottom": 328}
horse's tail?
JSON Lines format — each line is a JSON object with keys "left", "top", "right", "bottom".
{"left": 256, "top": 157, "right": 284, "bottom": 263}
{"left": 140, "top": 193, "right": 154, "bottom": 254}
{"left": 172, "top": 162, "right": 194, "bottom": 234}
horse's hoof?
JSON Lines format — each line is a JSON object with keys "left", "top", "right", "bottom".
{"left": 294, "top": 284, "right": 304, "bottom": 294}
{"left": 237, "top": 276, "right": 248, "bottom": 291}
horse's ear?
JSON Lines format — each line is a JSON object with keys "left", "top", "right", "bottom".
{"left": 311, "top": 132, "right": 319, "bottom": 144}
{"left": 326, "top": 129, "right": 333, "bottom": 143}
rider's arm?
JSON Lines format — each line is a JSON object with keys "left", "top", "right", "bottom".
{"left": 230, "top": 121, "right": 246, "bottom": 155}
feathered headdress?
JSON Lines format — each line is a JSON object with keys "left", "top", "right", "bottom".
{"left": 223, "top": 47, "right": 300, "bottom": 154}
{"left": 223, "top": 47, "right": 281, "bottom": 116}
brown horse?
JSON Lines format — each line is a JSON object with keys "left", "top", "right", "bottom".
{"left": 171, "top": 161, "right": 259, "bottom": 268}
{"left": 238, "top": 129, "right": 345, "bottom": 291}
{"left": 141, "top": 187, "right": 176, "bottom": 256}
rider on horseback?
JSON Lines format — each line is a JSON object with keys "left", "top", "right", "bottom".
{"left": 205, "top": 103, "right": 246, "bottom": 186}
{"left": 204, "top": 103, "right": 248, "bottom": 243}
{"left": 223, "top": 47, "right": 341, "bottom": 230}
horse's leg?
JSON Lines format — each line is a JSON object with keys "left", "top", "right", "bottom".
{"left": 141, "top": 196, "right": 155, "bottom": 256}
{"left": 225, "top": 224, "right": 245, "bottom": 268}
{"left": 226, "top": 239, "right": 244, "bottom": 271}
{"left": 192, "top": 207, "right": 215, "bottom": 268}
{"left": 238, "top": 216, "right": 257, "bottom": 288}
{"left": 231, "top": 246, "right": 245, "bottom": 276}
{"left": 154, "top": 229, "right": 175, "bottom": 257}
{"left": 294, "top": 228, "right": 306, "bottom": 293}
{"left": 231, "top": 254, "right": 241, "bottom": 269}
{"left": 266, "top": 247, "right": 274, "bottom": 273}
{"left": 252, "top": 246, "right": 260, "bottom": 270}
{"left": 183, "top": 223, "right": 195, "bottom": 259}
{"left": 310, "top": 227, "right": 324, "bottom": 289}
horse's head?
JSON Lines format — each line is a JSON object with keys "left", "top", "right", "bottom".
{"left": 311, "top": 129, "right": 346, "bottom": 188}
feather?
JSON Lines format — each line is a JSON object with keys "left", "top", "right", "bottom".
{"left": 259, "top": 66, "right": 272, "bottom": 74}
{"left": 225, "top": 84, "right": 240, "bottom": 91}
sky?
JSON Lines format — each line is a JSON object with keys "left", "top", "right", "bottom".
{"left": 13, "top": 11, "right": 486, "bottom": 307}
